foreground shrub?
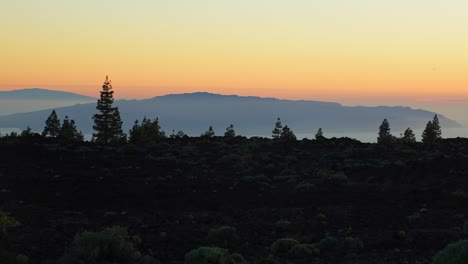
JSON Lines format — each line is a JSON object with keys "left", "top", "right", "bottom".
{"left": 343, "top": 237, "right": 364, "bottom": 253}
{"left": 318, "top": 236, "right": 339, "bottom": 252}
{"left": 207, "top": 226, "right": 238, "bottom": 247}
{"left": 270, "top": 238, "right": 299, "bottom": 256}
{"left": 232, "top": 253, "right": 247, "bottom": 264}
{"left": 288, "top": 243, "right": 320, "bottom": 259}
{"left": 0, "top": 210, "right": 21, "bottom": 234}
{"left": 318, "top": 236, "right": 363, "bottom": 255}
{"left": 61, "top": 226, "right": 141, "bottom": 264}
{"left": 185, "top": 247, "right": 226, "bottom": 264}
{"left": 15, "top": 254, "right": 29, "bottom": 264}
{"left": 432, "top": 239, "right": 468, "bottom": 264}
{"left": 274, "top": 220, "right": 291, "bottom": 230}
{"left": 185, "top": 247, "right": 248, "bottom": 264}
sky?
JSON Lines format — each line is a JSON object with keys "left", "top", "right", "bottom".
{"left": 2, "top": 0, "right": 468, "bottom": 121}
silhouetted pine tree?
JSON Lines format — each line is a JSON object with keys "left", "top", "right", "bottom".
{"left": 60, "top": 116, "right": 83, "bottom": 141}
{"left": 129, "top": 117, "right": 165, "bottom": 143}
{"left": 315, "top": 128, "right": 325, "bottom": 140}
{"left": 272, "top": 118, "right": 283, "bottom": 139}
{"left": 422, "top": 115, "right": 442, "bottom": 144}
{"left": 281, "top": 125, "right": 296, "bottom": 141}
{"left": 129, "top": 120, "right": 142, "bottom": 142}
{"left": 401, "top": 127, "right": 416, "bottom": 144}
{"left": 201, "top": 126, "right": 215, "bottom": 138}
{"left": 377, "top": 119, "right": 392, "bottom": 144}
{"left": 422, "top": 121, "right": 435, "bottom": 144}
{"left": 42, "top": 110, "right": 61, "bottom": 138}
{"left": 224, "top": 124, "right": 236, "bottom": 138}
{"left": 170, "top": 130, "right": 186, "bottom": 139}
{"left": 21, "top": 126, "right": 34, "bottom": 137}
{"left": 432, "top": 114, "right": 442, "bottom": 139}
{"left": 92, "top": 76, "right": 125, "bottom": 143}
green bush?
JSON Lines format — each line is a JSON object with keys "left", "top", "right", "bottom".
{"left": 0, "top": 210, "right": 21, "bottom": 234}
{"left": 270, "top": 238, "right": 299, "bottom": 256}
{"left": 432, "top": 239, "right": 468, "bottom": 264}
{"left": 274, "top": 220, "right": 291, "bottom": 230}
{"left": 232, "top": 253, "right": 247, "bottom": 264}
{"left": 318, "top": 236, "right": 363, "bottom": 255}
{"left": 0, "top": 249, "right": 15, "bottom": 264}
{"left": 295, "top": 182, "right": 315, "bottom": 192}
{"left": 184, "top": 247, "right": 227, "bottom": 264}
{"left": 318, "top": 236, "right": 339, "bottom": 252}
{"left": 343, "top": 237, "right": 364, "bottom": 253}
{"left": 15, "top": 254, "right": 29, "bottom": 264}
{"left": 324, "top": 171, "right": 349, "bottom": 185}
{"left": 463, "top": 220, "right": 468, "bottom": 233}
{"left": 288, "top": 244, "right": 320, "bottom": 259}
{"left": 207, "top": 226, "right": 238, "bottom": 247}
{"left": 61, "top": 226, "right": 141, "bottom": 264}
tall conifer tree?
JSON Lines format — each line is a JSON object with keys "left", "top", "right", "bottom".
{"left": 92, "top": 76, "right": 125, "bottom": 143}
{"left": 272, "top": 118, "right": 283, "bottom": 139}
{"left": 377, "top": 119, "right": 392, "bottom": 144}
{"left": 42, "top": 110, "right": 61, "bottom": 138}
{"left": 60, "top": 116, "right": 84, "bottom": 141}
{"left": 224, "top": 124, "right": 236, "bottom": 138}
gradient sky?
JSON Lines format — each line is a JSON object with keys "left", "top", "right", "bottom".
{"left": 2, "top": 1, "right": 468, "bottom": 109}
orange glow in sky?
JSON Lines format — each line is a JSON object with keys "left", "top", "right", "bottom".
{"left": 2, "top": 1, "right": 468, "bottom": 105}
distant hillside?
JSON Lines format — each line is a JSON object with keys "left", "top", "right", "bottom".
{"left": 0, "top": 88, "right": 96, "bottom": 115}
{"left": 0, "top": 92, "right": 459, "bottom": 139}
{"left": 0, "top": 88, "right": 94, "bottom": 100}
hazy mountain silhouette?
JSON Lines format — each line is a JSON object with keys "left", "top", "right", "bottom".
{"left": 0, "top": 88, "right": 94, "bottom": 100}
{"left": 0, "top": 92, "right": 460, "bottom": 137}
{"left": 0, "top": 88, "right": 95, "bottom": 115}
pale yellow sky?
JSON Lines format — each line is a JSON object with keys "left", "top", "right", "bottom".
{"left": 2, "top": 0, "right": 468, "bottom": 105}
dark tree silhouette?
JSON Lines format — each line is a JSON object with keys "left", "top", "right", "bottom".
{"left": 92, "top": 76, "right": 125, "bottom": 143}
{"left": 42, "top": 110, "right": 61, "bottom": 138}
{"left": 281, "top": 125, "right": 296, "bottom": 141}
{"left": 201, "top": 126, "right": 215, "bottom": 138}
{"left": 60, "top": 116, "right": 83, "bottom": 141}
{"left": 272, "top": 118, "right": 283, "bottom": 139}
{"left": 21, "top": 126, "right": 34, "bottom": 137}
{"left": 129, "top": 117, "right": 165, "bottom": 143}
{"left": 170, "top": 129, "right": 186, "bottom": 139}
{"left": 422, "top": 115, "right": 441, "bottom": 144}
{"left": 377, "top": 119, "right": 392, "bottom": 144}
{"left": 315, "top": 128, "right": 325, "bottom": 140}
{"left": 401, "top": 127, "right": 416, "bottom": 144}
{"left": 224, "top": 124, "right": 236, "bottom": 138}
{"left": 432, "top": 114, "right": 442, "bottom": 139}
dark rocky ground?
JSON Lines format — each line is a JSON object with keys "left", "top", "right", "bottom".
{"left": 1, "top": 136, "right": 468, "bottom": 263}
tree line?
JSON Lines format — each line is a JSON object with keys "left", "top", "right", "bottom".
{"left": 377, "top": 115, "right": 442, "bottom": 145}
{"left": 2, "top": 76, "right": 446, "bottom": 144}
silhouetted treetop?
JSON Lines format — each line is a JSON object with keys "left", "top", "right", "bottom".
{"left": 401, "top": 127, "right": 416, "bottom": 144}
{"left": 129, "top": 117, "right": 165, "bottom": 143}
{"left": 272, "top": 118, "right": 283, "bottom": 139}
{"left": 422, "top": 115, "right": 442, "bottom": 144}
{"left": 281, "top": 125, "right": 296, "bottom": 141}
{"left": 60, "top": 116, "right": 83, "bottom": 141}
{"left": 224, "top": 124, "right": 236, "bottom": 138}
{"left": 377, "top": 119, "right": 392, "bottom": 144}
{"left": 201, "top": 126, "right": 215, "bottom": 138}
{"left": 42, "top": 110, "right": 61, "bottom": 138}
{"left": 92, "top": 76, "right": 125, "bottom": 144}
{"left": 315, "top": 128, "right": 325, "bottom": 140}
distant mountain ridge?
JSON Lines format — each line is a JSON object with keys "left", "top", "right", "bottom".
{"left": 0, "top": 88, "right": 95, "bottom": 100}
{"left": 0, "top": 88, "right": 96, "bottom": 116}
{"left": 0, "top": 91, "right": 460, "bottom": 139}
{"left": 155, "top": 92, "right": 342, "bottom": 106}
